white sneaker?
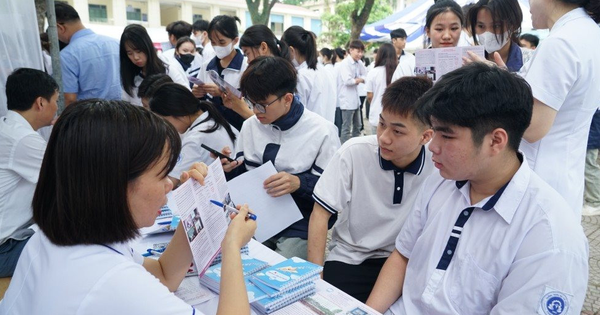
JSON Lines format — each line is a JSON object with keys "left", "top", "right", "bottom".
{"left": 582, "top": 204, "right": 600, "bottom": 216}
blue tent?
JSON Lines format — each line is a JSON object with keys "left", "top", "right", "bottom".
{"left": 361, "top": 0, "right": 532, "bottom": 47}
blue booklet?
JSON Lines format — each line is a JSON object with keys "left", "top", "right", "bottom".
{"left": 248, "top": 257, "right": 322, "bottom": 292}
{"left": 201, "top": 255, "right": 269, "bottom": 300}
{"left": 251, "top": 282, "right": 316, "bottom": 314}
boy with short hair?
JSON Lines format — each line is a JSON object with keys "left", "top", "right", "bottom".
{"left": 390, "top": 28, "right": 416, "bottom": 81}
{"left": 366, "top": 63, "right": 588, "bottom": 314}
{"left": 338, "top": 39, "right": 367, "bottom": 143}
{"left": 307, "top": 77, "right": 434, "bottom": 302}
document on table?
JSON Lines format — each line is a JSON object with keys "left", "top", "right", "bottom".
{"left": 175, "top": 277, "right": 217, "bottom": 305}
{"left": 171, "top": 159, "right": 231, "bottom": 277}
{"left": 415, "top": 45, "right": 484, "bottom": 82}
{"left": 228, "top": 161, "right": 303, "bottom": 242}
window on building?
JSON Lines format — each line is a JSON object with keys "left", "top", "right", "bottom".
{"left": 193, "top": 14, "right": 203, "bottom": 22}
{"left": 292, "top": 16, "right": 304, "bottom": 27}
{"left": 126, "top": 5, "right": 142, "bottom": 21}
{"left": 88, "top": 4, "right": 107, "bottom": 23}
{"left": 311, "top": 19, "right": 322, "bottom": 36}
{"left": 246, "top": 11, "right": 252, "bottom": 28}
{"left": 270, "top": 14, "right": 284, "bottom": 34}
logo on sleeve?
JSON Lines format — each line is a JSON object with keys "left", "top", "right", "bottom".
{"left": 538, "top": 287, "right": 572, "bottom": 315}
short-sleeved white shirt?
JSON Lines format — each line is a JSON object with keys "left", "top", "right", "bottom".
{"left": 365, "top": 66, "right": 389, "bottom": 127}
{"left": 0, "top": 111, "right": 45, "bottom": 244}
{"left": 520, "top": 8, "right": 600, "bottom": 213}
{"left": 388, "top": 156, "right": 588, "bottom": 315}
{"left": 391, "top": 52, "right": 415, "bottom": 82}
{"left": 169, "top": 111, "right": 238, "bottom": 177}
{"left": 313, "top": 136, "right": 433, "bottom": 265}
{"left": 0, "top": 232, "right": 199, "bottom": 315}
{"left": 296, "top": 61, "right": 337, "bottom": 123}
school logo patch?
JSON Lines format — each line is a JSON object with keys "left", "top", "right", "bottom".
{"left": 538, "top": 286, "right": 572, "bottom": 315}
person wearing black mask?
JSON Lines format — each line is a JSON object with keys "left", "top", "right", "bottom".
{"left": 175, "top": 37, "right": 200, "bottom": 80}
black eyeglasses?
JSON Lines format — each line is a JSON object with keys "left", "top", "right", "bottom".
{"left": 244, "top": 94, "right": 285, "bottom": 113}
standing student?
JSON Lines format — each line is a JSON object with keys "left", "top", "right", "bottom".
{"left": 583, "top": 110, "right": 600, "bottom": 216}
{"left": 333, "top": 47, "right": 346, "bottom": 136}
{"left": 519, "top": 33, "right": 539, "bottom": 49}
{"left": 423, "top": 0, "right": 464, "bottom": 49}
{"left": 366, "top": 63, "right": 588, "bottom": 314}
{"left": 281, "top": 26, "right": 336, "bottom": 123}
{"left": 390, "top": 28, "right": 416, "bottom": 81}
{"left": 174, "top": 36, "right": 201, "bottom": 79}
{"left": 308, "top": 77, "right": 434, "bottom": 303}
{"left": 220, "top": 56, "right": 340, "bottom": 259}
{"left": 192, "top": 19, "right": 216, "bottom": 62}
{"left": 466, "top": 0, "right": 531, "bottom": 72}
{"left": 54, "top": 2, "right": 120, "bottom": 106}
{"left": 149, "top": 83, "right": 238, "bottom": 187}
{"left": 0, "top": 100, "right": 257, "bottom": 314}
{"left": 319, "top": 48, "right": 338, "bottom": 117}
{"left": 193, "top": 15, "right": 248, "bottom": 131}
{"left": 0, "top": 69, "right": 59, "bottom": 277}
{"left": 338, "top": 40, "right": 367, "bottom": 143}
{"left": 366, "top": 43, "right": 398, "bottom": 134}
{"left": 120, "top": 24, "right": 189, "bottom": 106}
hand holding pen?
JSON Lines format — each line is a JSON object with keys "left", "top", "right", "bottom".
{"left": 210, "top": 200, "right": 257, "bottom": 221}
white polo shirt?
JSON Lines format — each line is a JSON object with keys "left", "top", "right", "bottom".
{"left": 337, "top": 57, "right": 367, "bottom": 110}
{"left": 391, "top": 51, "right": 416, "bottom": 82}
{"left": 313, "top": 136, "right": 433, "bottom": 265}
{"left": 0, "top": 232, "right": 199, "bottom": 314}
{"left": 388, "top": 155, "right": 588, "bottom": 315}
{"left": 296, "top": 61, "right": 337, "bottom": 123}
{"left": 521, "top": 8, "right": 600, "bottom": 214}
{"left": 169, "top": 111, "right": 238, "bottom": 178}
{"left": 0, "top": 111, "right": 44, "bottom": 245}
{"left": 365, "top": 66, "right": 389, "bottom": 127}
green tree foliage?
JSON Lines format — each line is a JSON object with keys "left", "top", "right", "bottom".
{"left": 321, "top": 0, "right": 393, "bottom": 48}
{"left": 282, "top": 0, "right": 305, "bottom": 5}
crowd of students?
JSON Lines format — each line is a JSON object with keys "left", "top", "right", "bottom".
{"left": 1, "top": 0, "right": 600, "bottom": 313}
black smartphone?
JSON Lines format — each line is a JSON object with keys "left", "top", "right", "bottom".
{"left": 201, "top": 144, "right": 235, "bottom": 162}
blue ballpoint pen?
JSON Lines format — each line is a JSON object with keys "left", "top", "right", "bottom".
{"left": 209, "top": 200, "right": 257, "bottom": 221}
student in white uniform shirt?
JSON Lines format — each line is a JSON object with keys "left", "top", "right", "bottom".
{"left": 366, "top": 44, "right": 398, "bottom": 134}
{"left": 173, "top": 37, "right": 202, "bottom": 81}
{"left": 281, "top": 26, "right": 337, "bottom": 123}
{"left": 390, "top": 28, "right": 416, "bottom": 82}
{"left": 162, "top": 21, "right": 203, "bottom": 75}
{"left": 192, "top": 19, "right": 216, "bottom": 64}
{"left": 338, "top": 40, "right": 367, "bottom": 143}
{"left": 220, "top": 56, "right": 340, "bottom": 259}
{"left": 149, "top": 83, "right": 238, "bottom": 187}
{"left": 366, "top": 63, "right": 588, "bottom": 315}
{"left": 120, "top": 24, "right": 189, "bottom": 106}
{"left": 193, "top": 15, "right": 248, "bottom": 132}
{"left": 318, "top": 48, "right": 338, "bottom": 117}
{"left": 308, "top": 77, "right": 434, "bottom": 303}
{"left": 0, "top": 69, "right": 58, "bottom": 277}
{"left": 333, "top": 48, "right": 347, "bottom": 135}
{"left": 0, "top": 100, "right": 257, "bottom": 315}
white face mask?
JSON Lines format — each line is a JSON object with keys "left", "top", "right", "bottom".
{"left": 193, "top": 34, "right": 204, "bottom": 47}
{"left": 476, "top": 31, "right": 510, "bottom": 54}
{"left": 317, "top": 56, "right": 323, "bottom": 64}
{"left": 214, "top": 42, "right": 233, "bottom": 59}
{"left": 291, "top": 57, "right": 301, "bottom": 68}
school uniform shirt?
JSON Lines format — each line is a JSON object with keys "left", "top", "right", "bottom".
{"left": 391, "top": 51, "right": 416, "bottom": 82}
{"left": 521, "top": 8, "right": 600, "bottom": 214}
{"left": 313, "top": 136, "right": 433, "bottom": 265}
{"left": 296, "top": 61, "right": 337, "bottom": 123}
{"left": 162, "top": 48, "right": 203, "bottom": 78}
{"left": 365, "top": 66, "right": 389, "bottom": 128}
{"left": 121, "top": 54, "right": 190, "bottom": 106}
{"left": 196, "top": 50, "right": 248, "bottom": 131}
{"left": 388, "top": 155, "right": 588, "bottom": 315}
{"left": 169, "top": 112, "right": 238, "bottom": 178}
{"left": 201, "top": 42, "right": 216, "bottom": 64}
{"left": 0, "top": 232, "right": 199, "bottom": 315}
{"left": 322, "top": 63, "right": 338, "bottom": 106}
{"left": 337, "top": 57, "right": 367, "bottom": 111}
{"left": 233, "top": 97, "right": 340, "bottom": 239}
{"left": 0, "top": 111, "right": 43, "bottom": 245}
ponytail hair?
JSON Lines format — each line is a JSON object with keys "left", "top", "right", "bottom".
{"left": 332, "top": 47, "right": 345, "bottom": 65}
{"left": 240, "top": 25, "right": 290, "bottom": 60}
{"left": 281, "top": 26, "right": 318, "bottom": 70}
{"left": 149, "top": 83, "right": 236, "bottom": 142}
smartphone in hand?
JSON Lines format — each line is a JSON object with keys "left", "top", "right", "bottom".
{"left": 200, "top": 144, "right": 235, "bottom": 162}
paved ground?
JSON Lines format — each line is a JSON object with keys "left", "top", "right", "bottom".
{"left": 583, "top": 215, "right": 600, "bottom": 314}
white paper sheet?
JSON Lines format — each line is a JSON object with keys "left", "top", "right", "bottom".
{"left": 227, "top": 162, "right": 303, "bottom": 242}
{"left": 175, "top": 277, "right": 217, "bottom": 305}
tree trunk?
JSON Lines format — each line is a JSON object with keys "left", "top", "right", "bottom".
{"left": 246, "top": 0, "right": 279, "bottom": 26}
{"left": 35, "top": 0, "right": 46, "bottom": 34}
{"left": 350, "top": 0, "right": 375, "bottom": 41}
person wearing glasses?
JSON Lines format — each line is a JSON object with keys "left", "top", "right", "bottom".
{"left": 219, "top": 56, "right": 340, "bottom": 259}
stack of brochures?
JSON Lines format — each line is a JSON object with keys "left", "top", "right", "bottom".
{"left": 201, "top": 255, "right": 270, "bottom": 302}
{"left": 210, "top": 244, "right": 250, "bottom": 266}
{"left": 248, "top": 257, "right": 322, "bottom": 314}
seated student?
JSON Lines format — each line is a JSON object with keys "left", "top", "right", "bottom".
{"left": 0, "top": 68, "right": 59, "bottom": 278}
{"left": 137, "top": 73, "right": 174, "bottom": 108}
{"left": 307, "top": 77, "right": 434, "bottom": 303}
{"left": 0, "top": 100, "right": 256, "bottom": 314}
{"left": 220, "top": 56, "right": 340, "bottom": 259}
{"left": 366, "top": 63, "right": 588, "bottom": 314}
{"left": 149, "top": 83, "right": 238, "bottom": 186}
